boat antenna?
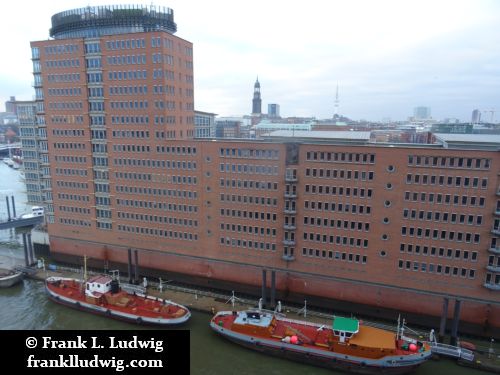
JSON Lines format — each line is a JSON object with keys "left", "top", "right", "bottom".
{"left": 297, "top": 299, "right": 307, "bottom": 318}
{"left": 84, "top": 255, "right": 88, "bottom": 282}
{"left": 397, "top": 314, "right": 401, "bottom": 340}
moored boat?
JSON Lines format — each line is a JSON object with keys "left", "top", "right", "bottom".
{"left": 210, "top": 309, "right": 432, "bottom": 374}
{"left": 46, "top": 275, "right": 190, "bottom": 326}
{"left": 0, "top": 268, "right": 24, "bottom": 288}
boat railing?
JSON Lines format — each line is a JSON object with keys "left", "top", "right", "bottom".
{"left": 278, "top": 316, "right": 323, "bottom": 328}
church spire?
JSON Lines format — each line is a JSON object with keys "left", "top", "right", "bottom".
{"left": 252, "top": 76, "right": 262, "bottom": 115}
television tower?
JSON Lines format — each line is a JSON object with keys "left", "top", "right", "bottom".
{"left": 333, "top": 84, "right": 339, "bottom": 118}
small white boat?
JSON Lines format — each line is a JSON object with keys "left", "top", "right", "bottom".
{"left": 0, "top": 268, "right": 24, "bottom": 288}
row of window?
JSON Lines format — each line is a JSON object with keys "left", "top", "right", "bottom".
{"left": 403, "top": 209, "right": 483, "bottom": 226}
{"left": 304, "top": 201, "right": 372, "bottom": 215}
{"left": 44, "top": 44, "right": 79, "bottom": 55}
{"left": 106, "top": 54, "right": 147, "bottom": 65}
{"left": 55, "top": 168, "right": 87, "bottom": 177}
{"left": 45, "top": 58, "right": 80, "bottom": 68}
{"left": 108, "top": 70, "right": 147, "bottom": 80}
{"left": 303, "top": 216, "right": 370, "bottom": 231}
{"left": 47, "top": 73, "right": 81, "bottom": 82}
{"left": 105, "top": 39, "right": 146, "bottom": 50}
{"left": 50, "top": 115, "right": 84, "bottom": 124}
{"left": 154, "top": 115, "right": 177, "bottom": 124}
{"left": 116, "top": 199, "right": 198, "bottom": 213}
{"left": 48, "top": 87, "right": 82, "bottom": 96}
{"left": 220, "top": 148, "right": 280, "bottom": 160}
{"left": 220, "top": 194, "right": 278, "bottom": 206}
{"left": 52, "top": 129, "right": 85, "bottom": 137}
{"left": 305, "top": 185, "right": 373, "bottom": 198}
{"left": 220, "top": 237, "right": 277, "bottom": 251}
{"left": 112, "top": 144, "right": 150, "bottom": 153}
{"left": 153, "top": 69, "right": 176, "bottom": 81}
{"left": 48, "top": 101, "right": 83, "bottom": 110}
{"left": 58, "top": 206, "right": 90, "bottom": 214}
{"left": 112, "top": 130, "right": 149, "bottom": 139}
{"left": 220, "top": 222, "right": 277, "bottom": 237}
{"left": 408, "top": 155, "right": 491, "bottom": 170}
{"left": 220, "top": 179, "right": 279, "bottom": 191}
{"left": 56, "top": 181, "right": 88, "bottom": 189}
{"left": 117, "top": 211, "right": 197, "bottom": 227}
{"left": 115, "top": 185, "right": 197, "bottom": 199}
{"left": 400, "top": 243, "right": 478, "bottom": 261}
{"left": 118, "top": 225, "right": 198, "bottom": 241}
{"left": 302, "top": 232, "right": 369, "bottom": 248}
{"left": 59, "top": 217, "right": 91, "bottom": 227}
{"left": 109, "top": 85, "right": 148, "bottom": 95}
{"left": 406, "top": 173, "right": 488, "bottom": 188}
{"left": 401, "top": 226, "right": 480, "bottom": 244}
{"left": 398, "top": 259, "right": 476, "bottom": 279}
{"left": 306, "top": 151, "right": 375, "bottom": 164}
{"left": 110, "top": 101, "right": 149, "bottom": 110}
{"left": 220, "top": 209, "right": 277, "bottom": 222}
{"left": 404, "top": 191, "right": 486, "bottom": 207}
{"left": 111, "top": 115, "right": 150, "bottom": 124}
{"left": 150, "top": 36, "right": 175, "bottom": 50}
{"left": 156, "top": 98, "right": 180, "bottom": 113}
{"left": 220, "top": 163, "right": 279, "bottom": 176}
{"left": 155, "top": 130, "right": 178, "bottom": 139}
{"left": 152, "top": 53, "right": 174, "bottom": 65}
{"left": 152, "top": 83, "right": 177, "bottom": 94}
{"left": 305, "top": 168, "right": 375, "bottom": 181}
{"left": 53, "top": 142, "right": 86, "bottom": 150}
{"left": 302, "top": 248, "right": 368, "bottom": 263}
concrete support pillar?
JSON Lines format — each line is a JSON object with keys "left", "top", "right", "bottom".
{"left": 261, "top": 269, "right": 267, "bottom": 308}
{"left": 134, "top": 249, "right": 139, "bottom": 284}
{"left": 27, "top": 233, "right": 34, "bottom": 265}
{"left": 450, "top": 299, "right": 462, "bottom": 346}
{"left": 439, "top": 297, "right": 449, "bottom": 342}
{"left": 127, "top": 248, "right": 132, "bottom": 284}
{"left": 6, "top": 196, "right": 11, "bottom": 221}
{"left": 22, "top": 233, "right": 29, "bottom": 267}
{"left": 11, "top": 196, "right": 16, "bottom": 218}
{"left": 270, "top": 270, "right": 276, "bottom": 309}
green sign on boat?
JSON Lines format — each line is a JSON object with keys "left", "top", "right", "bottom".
{"left": 332, "top": 316, "right": 359, "bottom": 333}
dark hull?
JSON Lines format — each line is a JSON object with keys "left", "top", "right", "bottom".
{"left": 213, "top": 330, "right": 422, "bottom": 375}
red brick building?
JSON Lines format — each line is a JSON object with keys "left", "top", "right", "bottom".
{"left": 30, "top": 5, "right": 499, "bottom": 334}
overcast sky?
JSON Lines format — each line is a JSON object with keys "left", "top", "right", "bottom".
{"left": 1, "top": 0, "right": 499, "bottom": 121}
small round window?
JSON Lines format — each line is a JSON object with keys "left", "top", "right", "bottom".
{"left": 384, "top": 200, "right": 391, "bottom": 207}
{"left": 381, "top": 234, "right": 389, "bottom": 240}
{"left": 386, "top": 183, "right": 393, "bottom": 190}
{"left": 387, "top": 165, "right": 395, "bottom": 172}
{"left": 379, "top": 250, "right": 387, "bottom": 257}
{"left": 383, "top": 217, "right": 390, "bottom": 224}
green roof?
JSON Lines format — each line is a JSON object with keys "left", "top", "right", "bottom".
{"left": 333, "top": 317, "right": 359, "bottom": 333}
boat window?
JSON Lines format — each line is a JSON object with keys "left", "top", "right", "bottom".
{"left": 334, "top": 330, "right": 340, "bottom": 336}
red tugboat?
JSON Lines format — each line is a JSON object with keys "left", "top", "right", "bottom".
{"left": 211, "top": 309, "right": 432, "bottom": 374}
{"left": 46, "top": 274, "right": 190, "bottom": 326}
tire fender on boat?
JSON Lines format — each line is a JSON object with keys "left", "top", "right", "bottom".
{"left": 75, "top": 302, "right": 80, "bottom": 307}
{"left": 136, "top": 317, "right": 143, "bottom": 324}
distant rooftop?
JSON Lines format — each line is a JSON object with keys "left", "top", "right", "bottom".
{"left": 262, "top": 130, "right": 371, "bottom": 144}
{"left": 434, "top": 133, "right": 500, "bottom": 150}
{"left": 50, "top": 4, "right": 176, "bottom": 39}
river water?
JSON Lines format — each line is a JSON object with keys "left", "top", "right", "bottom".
{"left": 0, "top": 163, "right": 483, "bottom": 374}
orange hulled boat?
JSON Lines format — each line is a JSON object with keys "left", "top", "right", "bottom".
{"left": 46, "top": 274, "right": 190, "bottom": 326}
{"left": 211, "top": 309, "right": 432, "bottom": 374}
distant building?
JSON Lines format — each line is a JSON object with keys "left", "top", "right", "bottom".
{"left": 413, "top": 106, "right": 431, "bottom": 120}
{"left": 431, "top": 123, "right": 473, "bottom": 134}
{"left": 251, "top": 77, "right": 262, "bottom": 115}
{"left": 194, "top": 110, "right": 216, "bottom": 138}
{"left": 215, "top": 119, "right": 241, "bottom": 138}
{"left": 268, "top": 104, "right": 280, "bottom": 118}
{"left": 472, "top": 109, "right": 481, "bottom": 124}
{"left": 254, "top": 120, "right": 313, "bottom": 137}
{"left": 5, "top": 96, "right": 18, "bottom": 114}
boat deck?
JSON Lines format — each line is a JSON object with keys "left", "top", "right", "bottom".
{"left": 46, "top": 278, "right": 188, "bottom": 319}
